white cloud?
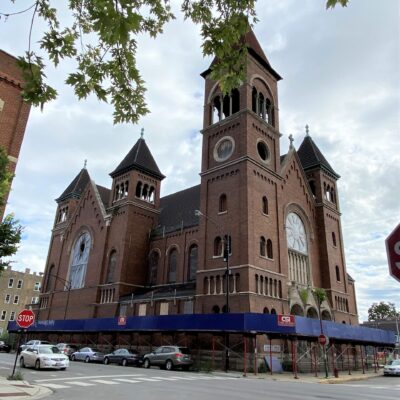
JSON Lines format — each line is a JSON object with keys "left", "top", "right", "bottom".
{"left": 2, "top": 0, "right": 399, "bottom": 322}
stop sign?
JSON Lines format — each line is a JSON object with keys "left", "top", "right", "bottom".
{"left": 16, "top": 309, "right": 35, "bottom": 329}
{"left": 318, "top": 334, "right": 328, "bottom": 346}
{"left": 386, "top": 223, "right": 400, "bottom": 283}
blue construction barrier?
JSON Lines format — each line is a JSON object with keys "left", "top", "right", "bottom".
{"left": 7, "top": 313, "right": 396, "bottom": 346}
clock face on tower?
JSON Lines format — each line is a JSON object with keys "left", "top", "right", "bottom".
{"left": 213, "top": 136, "right": 235, "bottom": 162}
{"left": 286, "top": 213, "right": 308, "bottom": 254}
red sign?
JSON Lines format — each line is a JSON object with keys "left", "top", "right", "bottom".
{"left": 318, "top": 334, "right": 328, "bottom": 346}
{"left": 386, "top": 224, "right": 400, "bottom": 283}
{"left": 118, "top": 316, "right": 126, "bottom": 326}
{"left": 277, "top": 314, "right": 296, "bottom": 327}
{"left": 16, "top": 309, "right": 35, "bottom": 329}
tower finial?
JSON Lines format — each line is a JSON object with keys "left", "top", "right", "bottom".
{"left": 83, "top": 159, "right": 87, "bottom": 169}
{"left": 305, "top": 124, "right": 310, "bottom": 136}
{"left": 140, "top": 128, "right": 144, "bottom": 139}
{"left": 288, "top": 134, "right": 294, "bottom": 150}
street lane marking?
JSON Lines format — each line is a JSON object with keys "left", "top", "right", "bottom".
{"left": 69, "top": 381, "right": 95, "bottom": 387}
{"left": 43, "top": 383, "right": 70, "bottom": 389}
{"left": 135, "top": 377, "right": 163, "bottom": 382}
{"left": 113, "top": 379, "right": 142, "bottom": 383}
{"left": 151, "top": 377, "right": 180, "bottom": 381}
{"left": 34, "top": 374, "right": 144, "bottom": 382}
{"left": 91, "top": 379, "right": 120, "bottom": 385}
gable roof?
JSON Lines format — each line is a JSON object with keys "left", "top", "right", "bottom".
{"left": 297, "top": 135, "right": 340, "bottom": 179}
{"left": 201, "top": 28, "right": 282, "bottom": 81}
{"left": 110, "top": 138, "right": 165, "bottom": 180}
{"left": 56, "top": 168, "right": 91, "bottom": 203}
{"left": 153, "top": 185, "right": 200, "bottom": 236}
{"left": 96, "top": 185, "right": 111, "bottom": 209}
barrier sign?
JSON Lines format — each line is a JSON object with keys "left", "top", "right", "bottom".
{"left": 277, "top": 314, "right": 295, "bottom": 327}
{"left": 118, "top": 316, "right": 127, "bottom": 326}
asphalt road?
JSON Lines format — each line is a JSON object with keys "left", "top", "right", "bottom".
{"left": 0, "top": 353, "right": 399, "bottom": 400}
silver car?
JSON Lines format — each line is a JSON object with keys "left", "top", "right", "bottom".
{"left": 70, "top": 347, "right": 105, "bottom": 363}
{"left": 383, "top": 359, "right": 400, "bottom": 376}
{"left": 20, "top": 345, "right": 69, "bottom": 370}
{"left": 143, "top": 346, "right": 193, "bottom": 371}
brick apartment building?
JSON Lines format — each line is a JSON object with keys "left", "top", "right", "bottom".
{"left": 38, "top": 30, "right": 358, "bottom": 325}
{"left": 0, "top": 266, "right": 42, "bottom": 335}
{"left": 0, "top": 50, "right": 31, "bottom": 219}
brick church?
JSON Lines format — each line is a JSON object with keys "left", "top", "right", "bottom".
{"left": 38, "top": 30, "right": 358, "bottom": 326}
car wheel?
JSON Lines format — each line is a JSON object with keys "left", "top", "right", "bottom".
{"left": 122, "top": 358, "right": 128, "bottom": 367}
{"left": 85, "top": 356, "right": 90, "bottom": 363}
{"left": 35, "top": 360, "right": 41, "bottom": 370}
{"left": 19, "top": 357, "right": 25, "bottom": 368}
{"left": 165, "top": 360, "right": 173, "bottom": 371}
{"left": 71, "top": 355, "right": 76, "bottom": 361}
{"left": 143, "top": 358, "right": 150, "bottom": 369}
{"left": 103, "top": 357, "right": 109, "bottom": 365}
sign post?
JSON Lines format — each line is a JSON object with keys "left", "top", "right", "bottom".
{"left": 11, "top": 309, "right": 35, "bottom": 377}
{"left": 386, "top": 223, "right": 400, "bottom": 283}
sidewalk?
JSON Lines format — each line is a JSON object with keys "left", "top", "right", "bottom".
{"left": 0, "top": 376, "right": 51, "bottom": 400}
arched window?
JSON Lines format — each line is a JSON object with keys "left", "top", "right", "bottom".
{"left": 265, "top": 98, "right": 273, "bottom": 125}
{"left": 135, "top": 181, "right": 142, "bottom": 198}
{"left": 106, "top": 250, "right": 117, "bottom": 283}
{"left": 263, "top": 307, "right": 269, "bottom": 314}
{"left": 332, "top": 232, "right": 337, "bottom": 247}
{"left": 212, "top": 96, "right": 222, "bottom": 123}
{"left": 188, "top": 245, "right": 198, "bottom": 281}
{"left": 148, "top": 251, "right": 159, "bottom": 285}
{"left": 46, "top": 265, "right": 55, "bottom": 292}
{"left": 309, "top": 180, "right": 316, "bottom": 197}
{"left": 260, "top": 236, "right": 266, "bottom": 257}
{"left": 168, "top": 248, "right": 178, "bottom": 283}
{"left": 231, "top": 89, "right": 240, "bottom": 114}
{"left": 149, "top": 186, "right": 155, "bottom": 203}
{"left": 258, "top": 92, "right": 265, "bottom": 119}
{"left": 222, "top": 94, "right": 230, "bottom": 119}
{"left": 252, "top": 87, "right": 257, "bottom": 113}
{"left": 68, "top": 232, "right": 91, "bottom": 289}
{"left": 219, "top": 194, "right": 227, "bottom": 213}
{"left": 330, "top": 188, "right": 336, "bottom": 204}
{"left": 335, "top": 265, "right": 340, "bottom": 282}
{"left": 262, "top": 196, "right": 268, "bottom": 214}
{"left": 212, "top": 305, "right": 220, "bottom": 314}
{"left": 267, "top": 239, "right": 273, "bottom": 259}
{"left": 270, "top": 308, "right": 277, "bottom": 315}
{"left": 114, "top": 184, "right": 120, "bottom": 201}
{"left": 214, "top": 237, "right": 222, "bottom": 257}
{"left": 142, "top": 184, "right": 149, "bottom": 200}
{"left": 278, "top": 281, "right": 282, "bottom": 298}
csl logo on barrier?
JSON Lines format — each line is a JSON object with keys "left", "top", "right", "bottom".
{"left": 277, "top": 314, "right": 296, "bottom": 327}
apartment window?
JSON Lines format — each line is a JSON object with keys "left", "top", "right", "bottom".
{"left": 0, "top": 311, "right": 6, "bottom": 321}
{"left": 8, "top": 279, "right": 14, "bottom": 288}
{"left": 13, "top": 295, "right": 19, "bottom": 305}
{"left": 34, "top": 282, "right": 40, "bottom": 291}
{"left": 4, "top": 294, "right": 10, "bottom": 304}
{"left": 9, "top": 311, "right": 15, "bottom": 321}
{"left": 17, "top": 280, "right": 23, "bottom": 289}
{"left": 31, "top": 297, "right": 39, "bottom": 304}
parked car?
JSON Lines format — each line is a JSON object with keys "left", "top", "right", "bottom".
{"left": 70, "top": 347, "right": 105, "bottom": 363}
{"left": 19, "top": 345, "right": 69, "bottom": 370}
{"left": 56, "top": 343, "right": 79, "bottom": 359}
{"left": 0, "top": 341, "right": 11, "bottom": 353}
{"left": 142, "top": 346, "right": 193, "bottom": 371}
{"left": 18, "top": 340, "right": 51, "bottom": 354}
{"left": 383, "top": 359, "right": 400, "bottom": 376}
{"left": 103, "top": 348, "right": 143, "bottom": 367}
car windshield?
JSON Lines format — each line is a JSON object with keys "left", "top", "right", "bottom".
{"left": 90, "top": 349, "right": 100, "bottom": 353}
{"left": 178, "top": 348, "right": 191, "bottom": 354}
{"left": 390, "top": 360, "right": 400, "bottom": 366}
{"left": 39, "top": 346, "right": 60, "bottom": 354}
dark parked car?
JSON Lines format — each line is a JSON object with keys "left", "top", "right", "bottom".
{"left": 70, "top": 347, "right": 104, "bottom": 363}
{"left": 103, "top": 348, "right": 143, "bottom": 367}
{"left": 0, "top": 341, "right": 11, "bottom": 353}
{"left": 56, "top": 343, "right": 79, "bottom": 359}
{"left": 143, "top": 346, "right": 193, "bottom": 370}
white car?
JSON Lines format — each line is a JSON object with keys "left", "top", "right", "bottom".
{"left": 383, "top": 359, "right": 400, "bottom": 376}
{"left": 20, "top": 345, "right": 69, "bottom": 370}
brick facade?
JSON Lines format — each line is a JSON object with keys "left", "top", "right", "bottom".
{"left": 0, "top": 50, "right": 31, "bottom": 219}
{"left": 38, "top": 30, "right": 358, "bottom": 326}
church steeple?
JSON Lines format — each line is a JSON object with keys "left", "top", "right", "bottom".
{"left": 56, "top": 168, "right": 90, "bottom": 203}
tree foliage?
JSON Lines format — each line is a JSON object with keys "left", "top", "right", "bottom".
{"left": 1, "top": 0, "right": 349, "bottom": 124}
{"left": 0, "top": 147, "right": 13, "bottom": 208}
{"left": 312, "top": 287, "right": 327, "bottom": 307}
{"left": 368, "top": 301, "right": 399, "bottom": 321}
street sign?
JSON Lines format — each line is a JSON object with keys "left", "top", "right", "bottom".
{"left": 277, "top": 314, "right": 296, "bottom": 327}
{"left": 386, "top": 223, "right": 400, "bottom": 283}
{"left": 318, "top": 334, "right": 329, "bottom": 346}
{"left": 16, "top": 309, "right": 35, "bottom": 329}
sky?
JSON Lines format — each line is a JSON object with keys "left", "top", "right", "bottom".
{"left": 1, "top": 0, "right": 399, "bottom": 322}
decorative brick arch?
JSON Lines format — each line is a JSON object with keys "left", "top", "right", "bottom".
{"left": 249, "top": 74, "right": 276, "bottom": 106}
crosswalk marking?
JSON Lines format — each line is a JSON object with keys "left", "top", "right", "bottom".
{"left": 91, "top": 379, "right": 120, "bottom": 385}
{"left": 43, "top": 383, "right": 70, "bottom": 389}
{"left": 35, "top": 373, "right": 144, "bottom": 382}
{"left": 69, "top": 381, "right": 95, "bottom": 387}
{"left": 151, "top": 377, "right": 180, "bottom": 381}
{"left": 113, "top": 378, "right": 142, "bottom": 383}
{"left": 135, "top": 377, "right": 162, "bottom": 382}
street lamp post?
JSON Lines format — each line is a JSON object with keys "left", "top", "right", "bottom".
{"left": 195, "top": 209, "right": 230, "bottom": 372}
{"left": 316, "top": 295, "right": 329, "bottom": 378}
